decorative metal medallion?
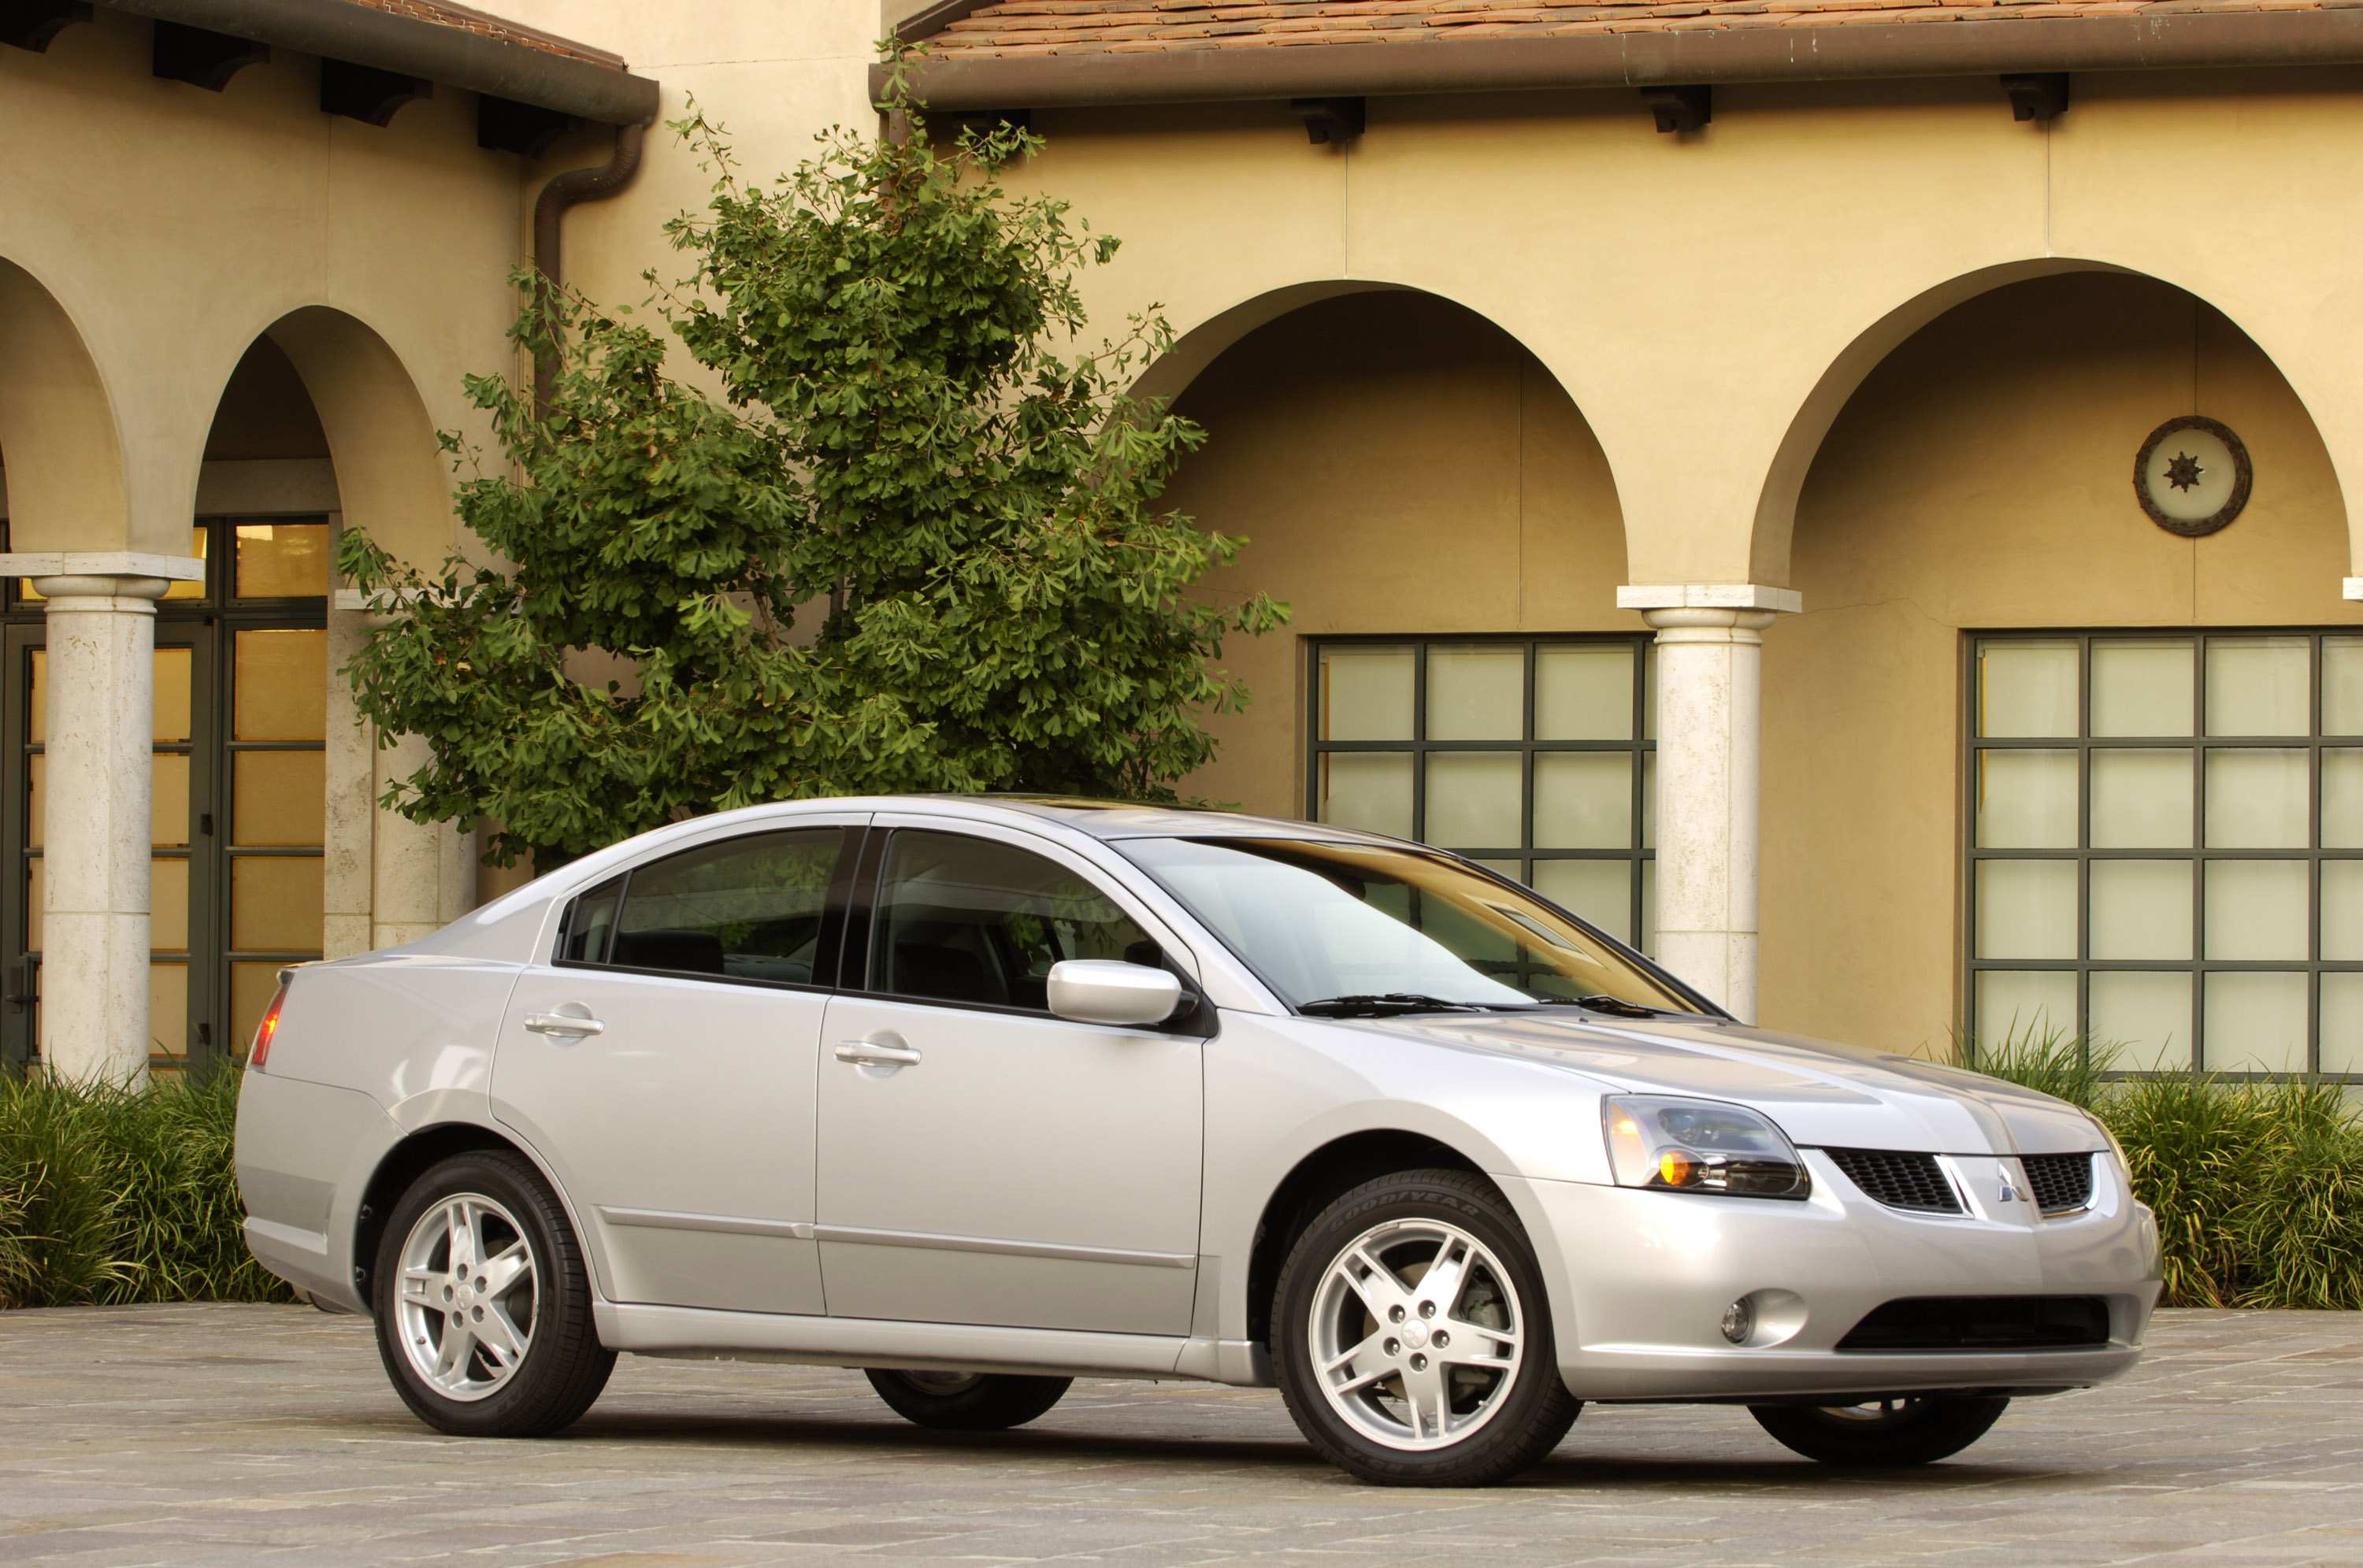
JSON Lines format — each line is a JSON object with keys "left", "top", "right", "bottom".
{"left": 2134, "top": 415, "right": 2251, "bottom": 538}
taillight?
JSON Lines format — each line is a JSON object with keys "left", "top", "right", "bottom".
{"left": 250, "top": 984, "right": 289, "bottom": 1070}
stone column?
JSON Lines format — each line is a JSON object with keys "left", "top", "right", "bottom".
{"left": 0, "top": 552, "right": 202, "bottom": 1084}
{"left": 321, "top": 601, "right": 376, "bottom": 962}
{"left": 1618, "top": 584, "right": 1801, "bottom": 1024}
{"left": 371, "top": 730, "right": 447, "bottom": 951}
{"left": 328, "top": 589, "right": 477, "bottom": 955}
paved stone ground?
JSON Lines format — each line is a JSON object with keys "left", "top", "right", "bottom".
{"left": 2, "top": 1306, "right": 2361, "bottom": 1566}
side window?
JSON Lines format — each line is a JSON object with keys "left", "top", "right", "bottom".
{"left": 558, "top": 877, "right": 623, "bottom": 965}
{"left": 600, "top": 828, "right": 845, "bottom": 984}
{"left": 872, "top": 830, "right": 1157, "bottom": 1011}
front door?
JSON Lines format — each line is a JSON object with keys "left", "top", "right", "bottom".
{"left": 494, "top": 821, "right": 859, "bottom": 1316}
{"left": 815, "top": 821, "right": 1204, "bottom": 1336}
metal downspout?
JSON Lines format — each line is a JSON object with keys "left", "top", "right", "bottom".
{"left": 531, "top": 118, "right": 648, "bottom": 413}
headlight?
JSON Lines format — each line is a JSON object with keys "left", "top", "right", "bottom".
{"left": 1601, "top": 1095, "right": 1811, "bottom": 1199}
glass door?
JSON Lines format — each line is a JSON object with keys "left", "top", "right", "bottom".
{"left": 221, "top": 621, "right": 325, "bottom": 1057}
{"left": 2, "top": 517, "right": 327, "bottom": 1076}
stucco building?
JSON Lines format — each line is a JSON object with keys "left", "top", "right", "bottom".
{"left": 3, "top": 0, "right": 2359, "bottom": 1084}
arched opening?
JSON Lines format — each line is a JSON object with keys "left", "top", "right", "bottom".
{"left": 1760, "top": 271, "right": 2362, "bottom": 1077}
{"left": 0, "top": 257, "right": 135, "bottom": 1079}
{"left": 6, "top": 330, "right": 348, "bottom": 1074}
{"left": 1163, "top": 289, "right": 1653, "bottom": 948}
{"left": 262, "top": 307, "right": 475, "bottom": 959}
{"left": 0, "top": 255, "right": 125, "bottom": 554}
{"left": 263, "top": 306, "right": 449, "bottom": 572}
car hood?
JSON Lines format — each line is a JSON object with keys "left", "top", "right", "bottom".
{"left": 1362, "top": 1010, "right": 2105, "bottom": 1155}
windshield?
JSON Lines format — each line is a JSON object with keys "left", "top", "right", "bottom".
{"left": 1117, "top": 836, "right": 1705, "bottom": 1015}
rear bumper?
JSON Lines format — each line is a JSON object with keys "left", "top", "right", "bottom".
{"left": 1510, "top": 1147, "right": 2161, "bottom": 1403}
{"left": 235, "top": 1069, "right": 400, "bottom": 1313}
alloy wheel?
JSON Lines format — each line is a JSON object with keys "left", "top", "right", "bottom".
{"left": 394, "top": 1192, "right": 539, "bottom": 1403}
{"left": 1307, "top": 1217, "right": 1526, "bottom": 1451}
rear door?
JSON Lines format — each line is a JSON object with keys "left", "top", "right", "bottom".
{"left": 494, "top": 818, "right": 861, "bottom": 1316}
{"left": 814, "top": 820, "right": 1206, "bottom": 1336}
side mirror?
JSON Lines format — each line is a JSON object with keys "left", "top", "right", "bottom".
{"left": 1047, "top": 959, "right": 1184, "bottom": 1028}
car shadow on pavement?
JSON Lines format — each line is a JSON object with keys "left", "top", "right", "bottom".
{"left": 1523, "top": 1452, "right": 2057, "bottom": 1489}
{"left": 501, "top": 1409, "right": 2065, "bottom": 1492}
{"left": 558, "top": 1408, "right": 1332, "bottom": 1470}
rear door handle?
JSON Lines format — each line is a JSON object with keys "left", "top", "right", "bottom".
{"left": 834, "top": 1040, "right": 921, "bottom": 1067}
{"left": 524, "top": 1012, "right": 604, "bottom": 1037}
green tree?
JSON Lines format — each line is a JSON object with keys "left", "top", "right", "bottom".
{"left": 339, "top": 78, "right": 1283, "bottom": 869}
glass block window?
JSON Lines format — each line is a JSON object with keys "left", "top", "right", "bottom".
{"left": 1308, "top": 637, "right": 1656, "bottom": 951}
{"left": 1967, "top": 632, "right": 2363, "bottom": 1077}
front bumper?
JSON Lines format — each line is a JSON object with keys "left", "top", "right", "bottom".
{"left": 1510, "top": 1147, "right": 2161, "bottom": 1403}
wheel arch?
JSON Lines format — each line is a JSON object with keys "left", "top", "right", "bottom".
{"left": 1243, "top": 1129, "right": 1493, "bottom": 1351}
{"left": 354, "top": 1121, "right": 547, "bottom": 1307}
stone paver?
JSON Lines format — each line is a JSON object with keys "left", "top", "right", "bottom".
{"left": 1, "top": 1305, "right": 2359, "bottom": 1565}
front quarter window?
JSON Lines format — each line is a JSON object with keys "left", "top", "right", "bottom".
{"left": 1118, "top": 836, "right": 1703, "bottom": 1015}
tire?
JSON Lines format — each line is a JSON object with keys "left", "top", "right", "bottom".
{"left": 372, "top": 1150, "right": 615, "bottom": 1438}
{"left": 1749, "top": 1396, "right": 2010, "bottom": 1466}
{"left": 1272, "top": 1169, "right": 1580, "bottom": 1487}
{"left": 863, "top": 1368, "right": 1072, "bottom": 1430}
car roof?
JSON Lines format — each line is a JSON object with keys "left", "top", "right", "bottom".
{"left": 931, "top": 795, "right": 1381, "bottom": 843}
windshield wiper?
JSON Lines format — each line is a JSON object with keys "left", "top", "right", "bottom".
{"left": 1297, "top": 993, "right": 1493, "bottom": 1018}
{"left": 1568, "top": 994, "right": 1666, "bottom": 1018}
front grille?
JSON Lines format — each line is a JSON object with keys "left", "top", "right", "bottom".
{"left": 1838, "top": 1295, "right": 2113, "bottom": 1351}
{"left": 1823, "top": 1149, "right": 1962, "bottom": 1214}
{"left": 2020, "top": 1153, "right": 2097, "bottom": 1214}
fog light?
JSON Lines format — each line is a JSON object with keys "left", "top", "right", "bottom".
{"left": 1720, "top": 1297, "right": 1754, "bottom": 1345}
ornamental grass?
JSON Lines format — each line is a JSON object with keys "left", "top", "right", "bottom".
{"left": 1966, "top": 1023, "right": 2363, "bottom": 1310}
{"left": 0, "top": 1069, "right": 291, "bottom": 1310}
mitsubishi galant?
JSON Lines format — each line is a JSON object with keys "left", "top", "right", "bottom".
{"left": 235, "top": 796, "right": 2161, "bottom": 1486}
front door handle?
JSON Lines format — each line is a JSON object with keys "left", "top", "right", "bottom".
{"left": 524, "top": 1011, "right": 604, "bottom": 1037}
{"left": 834, "top": 1040, "right": 921, "bottom": 1067}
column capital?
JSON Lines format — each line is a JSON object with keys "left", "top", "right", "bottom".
{"left": 1618, "top": 582, "right": 1803, "bottom": 615}
{"left": 0, "top": 550, "right": 205, "bottom": 586}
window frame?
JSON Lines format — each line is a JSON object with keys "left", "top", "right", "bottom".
{"left": 845, "top": 821, "right": 1207, "bottom": 1031}
{"left": 550, "top": 823, "right": 864, "bottom": 997}
{"left": 1303, "top": 633, "right": 1657, "bottom": 951}
{"left": 1961, "top": 627, "right": 2363, "bottom": 1080}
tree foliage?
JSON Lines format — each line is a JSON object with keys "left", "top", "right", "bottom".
{"left": 339, "top": 76, "right": 1283, "bottom": 866}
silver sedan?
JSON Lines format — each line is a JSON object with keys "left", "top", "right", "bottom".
{"left": 236, "top": 796, "right": 2161, "bottom": 1486}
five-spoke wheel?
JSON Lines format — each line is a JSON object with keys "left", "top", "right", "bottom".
{"left": 394, "top": 1192, "right": 539, "bottom": 1402}
{"left": 1274, "top": 1170, "right": 1578, "bottom": 1486}
{"left": 1307, "top": 1217, "right": 1525, "bottom": 1451}
{"left": 373, "top": 1151, "right": 614, "bottom": 1437}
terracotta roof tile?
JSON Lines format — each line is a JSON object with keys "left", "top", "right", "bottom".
{"left": 349, "top": 0, "right": 626, "bottom": 68}
{"left": 922, "top": 0, "right": 2337, "bottom": 53}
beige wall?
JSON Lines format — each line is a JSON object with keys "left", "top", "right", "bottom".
{"left": 1763, "top": 272, "right": 2363, "bottom": 1055}
{"left": 0, "top": 8, "right": 517, "bottom": 562}
{"left": 1007, "top": 71, "right": 2363, "bottom": 589}
{"left": 1, "top": 6, "right": 537, "bottom": 957}
{"left": 484, "top": 0, "right": 879, "bottom": 375}
{"left": 14, "top": 1, "right": 2363, "bottom": 1036}
{"left": 976, "top": 72, "right": 2363, "bottom": 1051}
{"left": 1166, "top": 291, "right": 1633, "bottom": 816}
{"left": 1166, "top": 276, "right": 2357, "bottom": 1056}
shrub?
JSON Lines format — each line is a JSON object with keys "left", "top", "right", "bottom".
{"left": 1957, "top": 1019, "right": 2114, "bottom": 1110}
{"left": 0, "top": 1171, "right": 31, "bottom": 1310}
{"left": 0, "top": 1069, "right": 291, "bottom": 1308}
{"left": 1964, "top": 1021, "right": 2363, "bottom": 1310}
